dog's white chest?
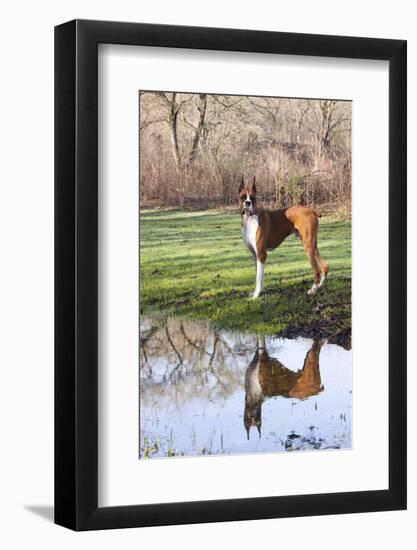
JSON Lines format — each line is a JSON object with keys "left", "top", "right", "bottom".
{"left": 241, "top": 215, "right": 259, "bottom": 253}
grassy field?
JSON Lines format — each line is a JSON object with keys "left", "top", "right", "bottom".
{"left": 140, "top": 209, "right": 351, "bottom": 342}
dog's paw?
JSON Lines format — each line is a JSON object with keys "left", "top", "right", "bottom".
{"left": 250, "top": 292, "right": 261, "bottom": 299}
{"left": 307, "top": 284, "right": 319, "bottom": 295}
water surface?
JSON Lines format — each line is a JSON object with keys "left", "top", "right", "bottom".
{"left": 139, "top": 316, "right": 352, "bottom": 458}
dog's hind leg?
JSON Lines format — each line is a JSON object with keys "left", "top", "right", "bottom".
{"left": 315, "top": 249, "right": 329, "bottom": 288}
{"left": 299, "top": 230, "right": 321, "bottom": 295}
{"left": 305, "top": 246, "right": 321, "bottom": 295}
{"left": 298, "top": 214, "right": 326, "bottom": 295}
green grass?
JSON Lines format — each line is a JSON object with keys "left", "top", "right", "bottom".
{"left": 140, "top": 209, "right": 351, "bottom": 338}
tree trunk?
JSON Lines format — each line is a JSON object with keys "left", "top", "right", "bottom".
{"left": 168, "top": 93, "right": 182, "bottom": 170}
{"left": 188, "top": 94, "right": 207, "bottom": 163}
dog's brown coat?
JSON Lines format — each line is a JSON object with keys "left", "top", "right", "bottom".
{"left": 255, "top": 206, "right": 328, "bottom": 285}
{"left": 239, "top": 183, "right": 328, "bottom": 287}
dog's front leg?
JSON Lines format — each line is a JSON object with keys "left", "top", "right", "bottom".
{"left": 251, "top": 259, "right": 265, "bottom": 299}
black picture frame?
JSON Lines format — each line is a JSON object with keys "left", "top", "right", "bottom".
{"left": 55, "top": 19, "right": 407, "bottom": 531}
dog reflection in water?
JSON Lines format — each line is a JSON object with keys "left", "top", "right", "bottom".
{"left": 244, "top": 337, "right": 324, "bottom": 439}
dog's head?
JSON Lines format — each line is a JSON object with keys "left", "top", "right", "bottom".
{"left": 239, "top": 176, "right": 257, "bottom": 216}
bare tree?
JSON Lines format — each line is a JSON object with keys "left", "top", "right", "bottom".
{"left": 318, "top": 100, "right": 349, "bottom": 156}
{"left": 187, "top": 94, "right": 208, "bottom": 163}
{"left": 139, "top": 92, "right": 351, "bottom": 212}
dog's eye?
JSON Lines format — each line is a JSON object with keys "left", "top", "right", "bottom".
{"left": 250, "top": 196, "right": 256, "bottom": 201}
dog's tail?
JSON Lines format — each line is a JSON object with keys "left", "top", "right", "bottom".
{"left": 312, "top": 208, "right": 322, "bottom": 218}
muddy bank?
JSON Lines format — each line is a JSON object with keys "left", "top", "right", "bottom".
{"left": 278, "top": 322, "right": 351, "bottom": 350}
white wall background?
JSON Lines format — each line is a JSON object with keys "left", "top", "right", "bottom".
{"left": 0, "top": 1, "right": 414, "bottom": 548}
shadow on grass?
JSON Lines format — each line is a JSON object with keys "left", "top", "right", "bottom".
{"left": 143, "top": 276, "right": 351, "bottom": 338}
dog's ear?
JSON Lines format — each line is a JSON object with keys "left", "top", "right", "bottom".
{"left": 252, "top": 176, "right": 257, "bottom": 194}
{"left": 239, "top": 175, "right": 244, "bottom": 193}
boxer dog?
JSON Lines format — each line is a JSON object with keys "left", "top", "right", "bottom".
{"left": 239, "top": 176, "right": 328, "bottom": 298}
{"left": 244, "top": 337, "right": 324, "bottom": 439}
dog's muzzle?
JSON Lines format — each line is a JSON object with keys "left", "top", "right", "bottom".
{"left": 242, "top": 206, "right": 255, "bottom": 215}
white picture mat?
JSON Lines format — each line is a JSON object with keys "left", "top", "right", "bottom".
{"left": 98, "top": 44, "right": 389, "bottom": 507}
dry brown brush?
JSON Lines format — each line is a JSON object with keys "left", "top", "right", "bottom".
{"left": 139, "top": 92, "right": 351, "bottom": 213}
